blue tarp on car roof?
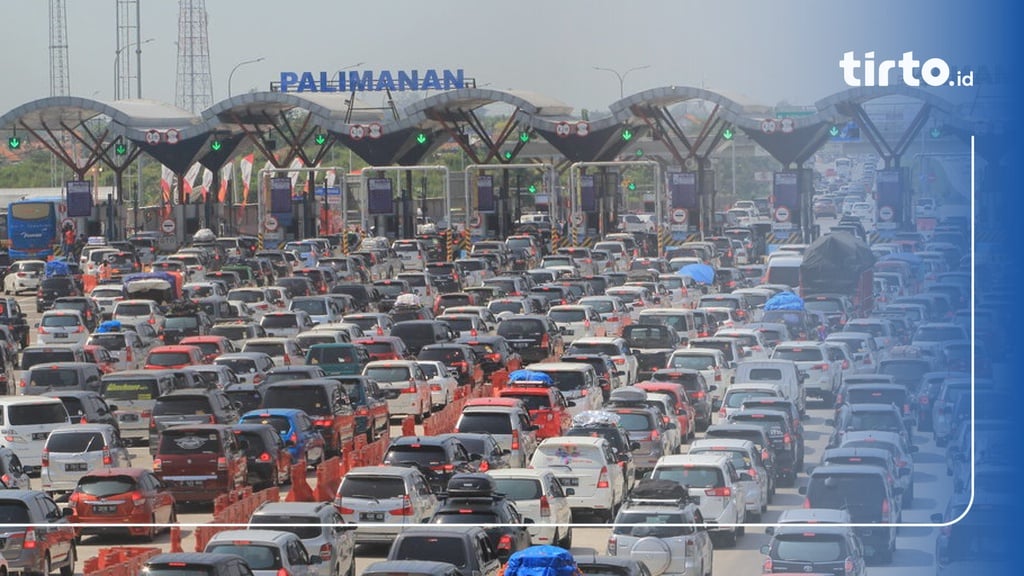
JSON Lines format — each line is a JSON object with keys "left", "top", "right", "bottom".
{"left": 764, "top": 291, "right": 805, "bottom": 311}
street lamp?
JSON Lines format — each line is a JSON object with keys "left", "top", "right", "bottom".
{"left": 593, "top": 65, "right": 650, "bottom": 99}
{"left": 329, "top": 61, "right": 366, "bottom": 84}
{"left": 113, "top": 37, "right": 155, "bottom": 100}
{"left": 228, "top": 57, "right": 266, "bottom": 98}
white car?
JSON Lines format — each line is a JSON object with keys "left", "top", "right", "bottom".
{"left": 205, "top": 530, "right": 321, "bottom": 576}
{"left": 182, "top": 281, "right": 226, "bottom": 299}
{"left": 37, "top": 310, "right": 89, "bottom": 346}
{"left": 112, "top": 299, "right": 165, "bottom": 332}
{"left": 3, "top": 260, "right": 46, "bottom": 295}
{"left": 530, "top": 437, "right": 624, "bottom": 523}
{"left": 651, "top": 453, "right": 747, "bottom": 546}
{"left": 333, "top": 466, "right": 439, "bottom": 544}
{"left": 547, "top": 305, "right": 605, "bottom": 343}
{"left": 241, "top": 337, "right": 305, "bottom": 367}
{"left": 688, "top": 439, "right": 769, "bottom": 521}
{"left": 392, "top": 240, "right": 427, "bottom": 271}
{"left": 415, "top": 360, "right": 459, "bottom": 408}
{"left": 442, "top": 306, "right": 499, "bottom": 333}
{"left": 436, "top": 314, "right": 489, "bottom": 339}
{"left": 89, "top": 285, "right": 125, "bottom": 318}
{"left": 668, "top": 348, "right": 730, "bottom": 392}
{"left": 228, "top": 287, "right": 278, "bottom": 317}
{"left": 247, "top": 501, "right": 356, "bottom": 576}
{"left": 566, "top": 337, "right": 639, "bottom": 386}
{"left": 260, "top": 310, "right": 316, "bottom": 338}
{"left": 604, "top": 286, "right": 652, "bottom": 321}
{"left": 41, "top": 424, "right": 132, "bottom": 495}
{"left": 166, "top": 253, "right": 207, "bottom": 281}
{"left": 772, "top": 341, "right": 842, "bottom": 403}
{"left": 578, "top": 296, "right": 630, "bottom": 337}
{"left": 488, "top": 468, "right": 574, "bottom": 547}
{"left": 362, "top": 360, "right": 431, "bottom": 422}
{"left": 715, "top": 383, "right": 785, "bottom": 425}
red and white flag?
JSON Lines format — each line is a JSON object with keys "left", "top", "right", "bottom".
{"left": 183, "top": 163, "right": 202, "bottom": 202}
{"left": 201, "top": 168, "right": 214, "bottom": 201}
{"left": 288, "top": 157, "right": 305, "bottom": 189}
{"left": 160, "top": 165, "right": 174, "bottom": 218}
{"left": 240, "top": 154, "right": 255, "bottom": 205}
{"left": 325, "top": 169, "right": 337, "bottom": 189}
{"left": 218, "top": 163, "right": 233, "bottom": 203}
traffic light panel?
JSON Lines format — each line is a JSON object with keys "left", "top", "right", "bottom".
{"left": 621, "top": 128, "right": 634, "bottom": 142}
{"left": 115, "top": 141, "right": 127, "bottom": 156}
{"left": 7, "top": 136, "right": 21, "bottom": 150}
{"left": 722, "top": 127, "right": 735, "bottom": 140}
{"left": 528, "top": 184, "right": 537, "bottom": 194}
{"left": 315, "top": 133, "right": 327, "bottom": 145}
{"left": 416, "top": 133, "right": 428, "bottom": 145}
{"left": 634, "top": 148, "right": 644, "bottom": 158}
{"left": 210, "top": 140, "right": 223, "bottom": 152}
{"left": 504, "top": 151, "right": 513, "bottom": 160}
{"left": 628, "top": 181, "right": 637, "bottom": 191}
{"left": 519, "top": 130, "right": 530, "bottom": 143}
{"left": 929, "top": 127, "right": 942, "bottom": 139}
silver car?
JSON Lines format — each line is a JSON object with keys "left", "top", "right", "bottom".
{"left": 41, "top": 424, "right": 132, "bottom": 496}
{"left": 248, "top": 501, "right": 357, "bottom": 576}
{"left": 333, "top": 465, "right": 438, "bottom": 544}
{"left": 206, "top": 529, "right": 322, "bottom": 576}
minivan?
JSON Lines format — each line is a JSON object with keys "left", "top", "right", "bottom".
{"left": 733, "top": 359, "right": 805, "bottom": 414}
{"left": 0, "top": 396, "right": 70, "bottom": 472}
{"left": 154, "top": 424, "right": 248, "bottom": 505}
{"left": 390, "top": 320, "right": 456, "bottom": 356}
{"left": 100, "top": 370, "right": 177, "bottom": 446}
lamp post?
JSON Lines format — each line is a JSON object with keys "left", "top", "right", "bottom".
{"left": 329, "top": 61, "right": 366, "bottom": 84}
{"left": 113, "top": 38, "right": 154, "bottom": 100}
{"left": 592, "top": 65, "right": 650, "bottom": 99}
{"left": 228, "top": 57, "right": 265, "bottom": 98}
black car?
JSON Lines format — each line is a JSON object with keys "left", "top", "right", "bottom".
{"left": 431, "top": 474, "right": 533, "bottom": 559}
{"left": 418, "top": 343, "right": 482, "bottom": 386}
{"left": 761, "top": 524, "right": 867, "bottom": 576}
{"left": 560, "top": 353, "right": 621, "bottom": 401}
{"left": 651, "top": 369, "right": 716, "bottom": 430}
{"left": 231, "top": 423, "right": 290, "bottom": 489}
{"left": 425, "top": 262, "right": 462, "bottom": 293}
{"left": 224, "top": 383, "right": 264, "bottom": 414}
{"left": 383, "top": 435, "right": 482, "bottom": 493}
{"left": 392, "top": 320, "right": 457, "bottom": 356}
{"left": 331, "top": 284, "right": 378, "bottom": 313}
{"left": 439, "top": 433, "right": 512, "bottom": 472}
{"left": 728, "top": 409, "right": 800, "bottom": 483}
{"left": 52, "top": 297, "right": 102, "bottom": 332}
{"left": 275, "top": 277, "right": 317, "bottom": 298}
{"left": 372, "top": 279, "right": 411, "bottom": 313}
{"left": 43, "top": 390, "right": 120, "bottom": 432}
{"left": 457, "top": 336, "right": 522, "bottom": 378}
{"left": 0, "top": 297, "right": 30, "bottom": 347}
{"left": 162, "top": 311, "right": 213, "bottom": 344}
{"left": 495, "top": 315, "right": 564, "bottom": 364}
{"left": 36, "top": 276, "right": 80, "bottom": 313}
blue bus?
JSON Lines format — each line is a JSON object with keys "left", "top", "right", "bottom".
{"left": 7, "top": 198, "right": 61, "bottom": 259}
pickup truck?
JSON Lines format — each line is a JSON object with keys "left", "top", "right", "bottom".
{"left": 388, "top": 526, "right": 503, "bottom": 576}
{"left": 332, "top": 375, "right": 390, "bottom": 442}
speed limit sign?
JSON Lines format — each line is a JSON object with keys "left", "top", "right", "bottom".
{"left": 671, "top": 208, "right": 688, "bottom": 224}
{"left": 774, "top": 206, "right": 791, "bottom": 222}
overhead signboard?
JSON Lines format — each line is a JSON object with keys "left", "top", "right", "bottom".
{"left": 66, "top": 180, "right": 93, "bottom": 217}
{"left": 668, "top": 172, "right": 697, "bottom": 212}
{"left": 477, "top": 175, "right": 495, "bottom": 213}
{"left": 367, "top": 178, "right": 395, "bottom": 215}
{"left": 270, "top": 177, "right": 293, "bottom": 214}
{"left": 279, "top": 69, "right": 466, "bottom": 93}
{"left": 580, "top": 175, "right": 597, "bottom": 212}
{"left": 773, "top": 172, "right": 800, "bottom": 227}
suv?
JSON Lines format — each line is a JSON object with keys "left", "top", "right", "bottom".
{"left": 153, "top": 424, "right": 247, "bottom": 505}
{"left": 0, "top": 490, "right": 77, "bottom": 576}
{"left": 496, "top": 315, "right": 564, "bottom": 364}
{"left": 36, "top": 276, "right": 80, "bottom": 313}
{"left": 827, "top": 403, "right": 912, "bottom": 449}
{"left": 387, "top": 526, "right": 502, "bottom": 576}
{"left": 41, "top": 424, "right": 131, "bottom": 497}
{"left": 761, "top": 524, "right": 866, "bottom": 576}
{"left": 772, "top": 341, "right": 842, "bottom": 404}
{"left": 148, "top": 389, "right": 241, "bottom": 454}
{"left": 362, "top": 360, "right": 431, "bottom": 423}
{"left": 144, "top": 554, "right": 255, "bottom": 576}
{"left": 382, "top": 435, "right": 482, "bottom": 493}
{"left": 608, "top": 480, "right": 714, "bottom": 575}
{"left": 430, "top": 474, "right": 533, "bottom": 559}
{"left": 20, "top": 361, "right": 103, "bottom": 395}
{"left": 456, "top": 398, "right": 539, "bottom": 468}
{"left": 334, "top": 465, "right": 438, "bottom": 545}
{"left": 651, "top": 453, "right": 748, "bottom": 546}
{"left": 163, "top": 311, "right": 213, "bottom": 344}
{"left": 530, "top": 436, "right": 624, "bottom": 523}
{"left": 262, "top": 380, "right": 355, "bottom": 458}
{"left": 391, "top": 320, "right": 457, "bottom": 356}
{"left": 247, "top": 501, "right": 357, "bottom": 576}
{"left": 728, "top": 409, "right": 800, "bottom": 484}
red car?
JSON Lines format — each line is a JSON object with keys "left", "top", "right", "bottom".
{"left": 144, "top": 345, "right": 205, "bottom": 369}
{"left": 154, "top": 424, "right": 247, "bottom": 506}
{"left": 179, "top": 335, "right": 235, "bottom": 364}
{"left": 354, "top": 336, "right": 410, "bottom": 361}
{"left": 84, "top": 344, "right": 119, "bottom": 375}
{"left": 635, "top": 381, "right": 697, "bottom": 442}
{"left": 497, "top": 385, "right": 572, "bottom": 440}
{"left": 69, "top": 467, "right": 177, "bottom": 540}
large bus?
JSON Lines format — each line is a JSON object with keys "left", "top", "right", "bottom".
{"left": 834, "top": 157, "right": 853, "bottom": 180}
{"left": 7, "top": 198, "right": 61, "bottom": 259}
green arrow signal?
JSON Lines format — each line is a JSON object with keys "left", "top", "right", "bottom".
{"left": 115, "top": 143, "right": 127, "bottom": 156}
{"left": 519, "top": 131, "right": 530, "bottom": 143}
{"left": 315, "top": 133, "right": 327, "bottom": 145}
{"left": 504, "top": 151, "right": 513, "bottom": 160}
{"left": 210, "top": 140, "right": 222, "bottom": 151}
{"left": 722, "top": 128, "right": 734, "bottom": 140}
{"left": 7, "top": 136, "right": 21, "bottom": 150}
{"left": 828, "top": 125, "right": 840, "bottom": 137}
{"left": 416, "top": 133, "right": 427, "bottom": 145}
{"left": 528, "top": 184, "right": 537, "bottom": 194}
{"left": 621, "top": 129, "right": 633, "bottom": 141}
{"left": 930, "top": 127, "right": 942, "bottom": 139}
{"left": 628, "top": 182, "right": 637, "bottom": 191}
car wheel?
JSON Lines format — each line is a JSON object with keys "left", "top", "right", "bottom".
{"left": 145, "top": 515, "right": 158, "bottom": 542}
{"left": 40, "top": 554, "right": 52, "bottom": 576}
{"left": 59, "top": 546, "right": 75, "bottom": 576}
{"left": 414, "top": 412, "right": 424, "bottom": 424}
{"left": 875, "top": 545, "right": 893, "bottom": 564}
{"left": 718, "top": 529, "right": 737, "bottom": 548}
{"left": 559, "top": 527, "right": 573, "bottom": 549}
{"left": 905, "top": 485, "right": 914, "bottom": 508}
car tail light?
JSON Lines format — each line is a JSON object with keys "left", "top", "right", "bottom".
{"left": 802, "top": 497, "right": 811, "bottom": 509}
{"left": 705, "top": 486, "right": 731, "bottom": 497}
{"left": 719, "top": 407, "right": 726, "bottom": 418}
{"left": 253, "top": 374, "right": 263, "bottom": 384}
{"left": 102, "top": 447, "right": 112, "bottom": 465}
{"left": 841, "top": 359, "right": 849, "bottom": 369}
{"left": 762, "top": 557, "right": 773, "bottom": 573}
{"left": 126, "top": 348, "right": 133, "bottom": 363}
{"left": 283, "top": 353, "right": 292, "bottom": 365}
{"left": 691, "top": 390, "right": 705, "bottom": 399}
{"left": 881, "top": 498, "right": 891, "bottom": 522}
{"left": 540, "top": 333, "right": 550, "bottom": 349}
{"left": 334, "top": 497, "right": 355, "bottom": 514}
{"left": 479, "top": 459, "right": 490, "bottom": 472}
{"left": 16, "top": 272, "right": 25, "bottom": 278}
{"left": 486, "top": 353, "right": 501, "bottom": 363}
{"left": 747, "top": 467, "right": 758, "bottom": 478}
{"left": 389, "top": 495, "right": 415, "bottom": 515}
{"left": 23, "top": 527, "right": 37, "bottom": 549}
{"left": 258, "top": 452, "right": 272, "bottom": 462}
{"left": 17, "top": 379, "right": 25, "bottom": 389}
{"left": 607, "top": 536, "right": 617, "bottom": 555}
{"left": 217, "top": 456, "right": 228, "bottom": 471}
{"left": 131, "top": 491, "right": 146, "bottom": 506}
{"left": 613, "top": 357, "right": 625, "bottom": 365}
{"left": 714, "top": 369, "right": 722, "bottom": 382}
{"left": 539, "top": 495, "right": 551, "bottom": 517}
{"left": 919, "top": 395, "right": 930, "bottom": 405}
{"left": 597, "top": 466, "right": 610, "bottom": 489}
{"left": 208, "top": 414, "right": 217, "bottom": 424}
{"left": 783, "top": 434, "right": 792, "bottom": 446}
{"left": 41, "top": 449, "right": 49, "bottom": 468}
{"left": 844, "top": 557, "right": 855, "bottom": 575}
{"left": 812, "top": 363, "right": 829, "bottom": 370}
{"left": 497, "top": 534, "right": 514, "bottom": 552}
{"left": 314, "top": 419, "right": 333, "bottom": 428}
{"left": 148, "top": 315, "right": 156, "bottom": 325}
{"left": 649, "top": 429, "right": 660, "bottom": 442}
{"left": 276, "top": 569, "right": 291, "bottom": 576}
{"left": 403, "top": 381, "right": 418, "bottom": 394}
{"left": 511, "top": 430, "right": 521, "bottom": 451}
{"left": 319, "top": 543, "right": 332, "bottom": 561}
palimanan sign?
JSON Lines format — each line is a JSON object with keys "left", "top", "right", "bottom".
{"left": 278, "top": 69, "right": 466, "bottom": 92}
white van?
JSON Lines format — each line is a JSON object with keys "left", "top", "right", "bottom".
{"left": 0, "top": 396, "right": 70, "bottom": 472}
{"left": 733, "top": 359, "right": 805, "bottom": 414}
{"left": 764, "top": 255, "right": 802, "bottom": 289}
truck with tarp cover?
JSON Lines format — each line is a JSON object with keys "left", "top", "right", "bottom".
{"left": 799, "top": 232, "right": 876, "bottom": 317}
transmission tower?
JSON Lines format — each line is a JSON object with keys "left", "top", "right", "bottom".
{"left": 175, "top": 0, "right": 214, "bottom": 113}
{"left": 49, "top": 0, "right": 70, "bottom": 97}
{"left": 115, "top": 0, "right": 141, "bottom": 100}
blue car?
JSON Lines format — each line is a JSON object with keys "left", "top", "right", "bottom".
{"left": 239, "top": 408, "right": 326, "bottom": 466}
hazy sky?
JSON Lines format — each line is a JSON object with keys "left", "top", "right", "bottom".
{"left": 1, "top": 0, "right": 998, "bottom": 115}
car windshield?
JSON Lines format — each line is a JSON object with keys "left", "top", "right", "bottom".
{"left": 263, "top": 315, "right": 298, "bottom": 328}
{"left": 914, "top": 326, "right": 965, "bottom": 341}
{"left": 363, "top": 366, "right": 411, "bottom": 382}
{"left": 0, "top": 502, "right": 31, "bottom": 524}
{"left": 27, "top": 368, "right": 80, "bottom": 388}
{"left": 549, "top": 309, "right": 587, "bottom": 323}
{"left": 581, "top": 299, "right": 613, "bottom": 314}
{"left": 457, "top": 412, "right": 512, "bottom": 435}
{"left": 42, "top": 315, "right": 81, "bottom": 327}
{"left": 806, "top": 474, "right": 885, "bottom": 513}
{"left": 774, "top": 348, "right": 823, "bottom": 362}
{"left": 211, "top": 325, "right": 252, "bottom": 341}
{"left": 205, "top": 544, "right": 280, "bottom": 570}
{"left": 492, "top": 478, "right": 542, "bottom": 500}
{"left": 746, "top": 369, "right": 783, "bottom": 381}
{"left": 9, "top": 403, "right": 67, "bottom": 425}
{"left": 243, "top": 343, "right": 285, "bottom": 357}
{"left": 611, "top": 512, "right": 693, "bottom": 537}
{"left": 849, "top": 411, "right": 902, "bottom": 431}
{"left": 805, "top": 299, "right": 844, "bottom": 313}
{"left": 652, "top": 466, "right": 724, "bottom": 488}
{"left": 726, "top": 390, "right": 775, "bottom": 408}
{"left": 669, "top": 354, "right": 714, "bottom": 370}
{"left": 375, "top": 284, "right": 406, "bottom": 297}
{"left": 490, "top": 301, "right": 525, "bottom": 315}
{"left": 76, "top": 476, "right": 137, "bottom": 497}
{"left": 542, "top": 371, "right": 587, "bottom": 394}
{"left": 383, "top": 446, "right": 447, "bottom": 467}
{"left": 263, "top": 386, "right": 331, "bottom": 416}
{"left": 165, "top": 317, "right": 198, "bottom": 330}
{"left": 434, "top": 512, "right": 500, "bottom": 524}
{"left": 615, "top": 412, "right": 655, "bottom": 431}
{"left": 690, "top": 448, "right": 751, "bottom": 471}
{"left": 228, "top": 290, "right": 264, "bottom": 303}
{"left": 154, "top": 397, "right": 211, "bottom": 416}
{"left": 248, "top": 515, "right": 325, "bottom": 540}
{"left": 240, "top": 414, "right": 291, "bottom": 433}
{"left": 440, "top": 317, "right": 473, "bottom": 331}
{"left": 532, "top": 443, "right": 604, "bottom": 468}
{"left": 115, "top": 304, "right": 151, "bottom": 316}
{"left": 392, "top": 536, "right": 467, "bottom": 567}
{"left": 773, "top": 534, "right": 845, "bottom": 562}
{"left": 148, "top": 352, "right": 192, "bottom": 366}
{"left": 309, "top": 346, "right": 356, "bottom": 364}
{"left": 501, "top": 393, "right": 550, "bottom": 411}
{"left": 567, "top": 343, "right": 620, "bottom": 356}
{"left": 47, "top": 432, "right": 105, "bottom": 453}
{"left": 293, "top": 300, "right": 327, "bottom": 315}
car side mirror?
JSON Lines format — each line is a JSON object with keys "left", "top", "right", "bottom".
{"left": 470, "top": 453, "right": 483, "bottom": 461}
{"left": 797, "top": 486, "right": 807, "bottom": 495}
{"left": 739, "top": 472, "right": 753, "bottom": 481}
{"left": 708, "top": 385, "right": 717, "bottom": 392}
{"left": 564, "top": 488, "right": 575, "bottom": 496}
{"left": 309, "top": 557, "right": 323, "bottom": 565}
{"left": 566, "top": 401, "right": 576, "bottom": 408}
{"left": 501, "top": 449, "right": 512, "bottom": 456}
{"left": 760, "top": 544, "right": 770, "bottom": 555}
{"left": 765, "top": 527, "right": 775, "bottom": 536}
{"left": 825, "top": 419, "right": 835, "bottom": 427}
{"left": 523, "top": 518, "right": 535, "bottom": 524}
{"left": 898, "top": 467, "right": 911, "bottom": 477}
{"left": 285, "top": 439, "right": 296, "bottom": 447}
{"left": 108, "top": 404, "right": 119, "bottom": 412}
{"left": 62, "top": 507, "right": 74, "bottom": 518}
{"left": 528, "top": 425, "right": 540, "bottom": 432}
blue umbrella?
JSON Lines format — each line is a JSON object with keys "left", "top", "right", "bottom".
{"left": 678, "top": 263, "right": 715, "bottom": 284}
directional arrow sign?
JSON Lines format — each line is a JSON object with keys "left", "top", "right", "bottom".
{"left": 528, "top": 184, "right": 537, "bottom": 194}
{"left": 7, "top": 136, "right": 21, "bottom": 150}
{"left": 210, "top": 140, "right": 222, "bottom": 151}
{"left": 519, "top": 131, "right": 530, "bottom": 143}
{"left": 829, "top": 125, "right": 840, "bottom": 137}
{"left": 416, "top": 133, "right": 427, "bottom": 145}
{"left": 115, "top": 143, "right": 127, "bottom": 156}
{"left": 722, "top": 128, "right": 734, "bottom": 140}
{"left": 930, "top": 127, "right": 942, "bottom": 138}
{"left": 315, "top": 134, "right": 327, "bottom": 145}
{"left": 621, "top": 129, "right": 633, "bottom": 141}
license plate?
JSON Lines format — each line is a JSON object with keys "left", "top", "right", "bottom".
{"left": 92, "top": 504, "right": 117, "bottom": 514}
{"left": 563, "top": 329, "right": 575, "bottom": 335}
{"left": 119, "top": 413, "right": 139, "bottom": 422}
{"left": 173, "top": 480, "right": 206, "bottom": 488}
{"left": 53, "top": 333, "right": 68, "bottom": 338}
{"left": 32, "top": 432, "right": 47, "bottom": 440}
{"left": 512, "top": 342, "right": 530, "bottom": 349}
{"left": 558, "top": 477, "right": 579, "bottom": 487}
{"left": 65, "top": 463, "right": 87, "bottom": 472}
{"left": 359, "top": 512, "right": 385, "bottom": 521}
